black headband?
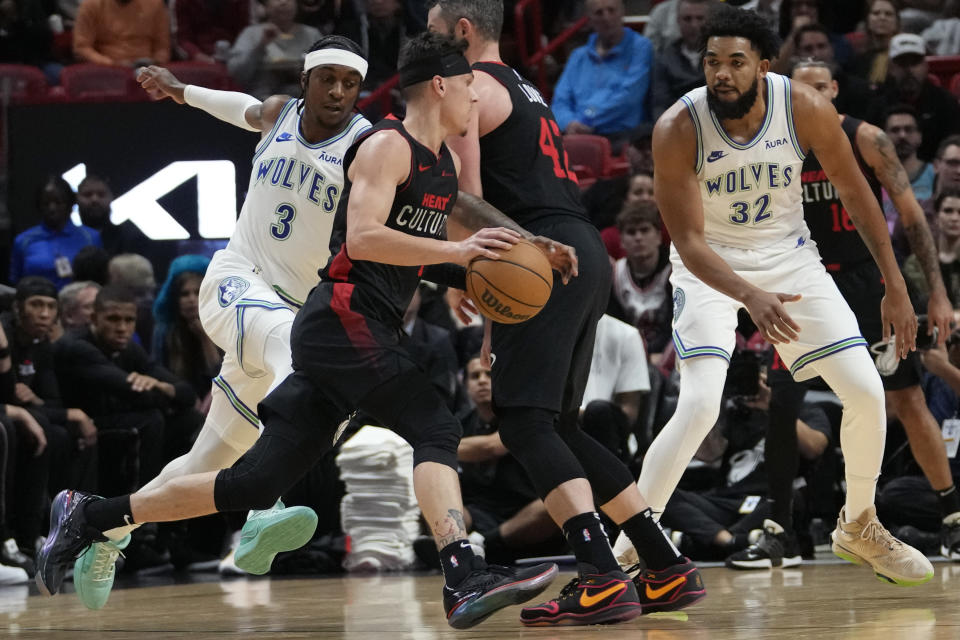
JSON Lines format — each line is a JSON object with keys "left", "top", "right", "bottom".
{"left": 398, "top": 51, "right": 472, "bottom": 89}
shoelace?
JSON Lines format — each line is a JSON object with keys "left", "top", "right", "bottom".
{"left": 859, "top": 519, "right": 903, "bottom": 551}
{"left": 85, "top": 543, "right": 124, "bottom": 582}
{"left": 556, "top": 576, "right": 582, "bottom": 600}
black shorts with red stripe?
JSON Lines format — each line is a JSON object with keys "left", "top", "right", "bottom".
{"left": 257, "top": 280, "right": 462, "bottom": 469}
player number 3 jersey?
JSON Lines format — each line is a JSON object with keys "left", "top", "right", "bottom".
{"left": 226, "top": 99, "right": 371, "bottom": 308}
{"left": 680, "top": 72, "right": 808, "bottom": 250}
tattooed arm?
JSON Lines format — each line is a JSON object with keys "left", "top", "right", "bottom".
{"left": 448, "top": 190, "right": 579, "bottom": 283}
{"left": 857, "top": 122, "right": 951, "bottom": 345}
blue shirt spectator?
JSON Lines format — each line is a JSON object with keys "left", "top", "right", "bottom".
{"left": 552, "top": 0, "right": 654, "bottom": 136}
{"left": 10, "top": 176, "right": 101, "bottom": 289}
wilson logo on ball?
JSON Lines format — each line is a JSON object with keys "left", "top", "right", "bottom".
{"left": 480, "top": 289, "right": 531, "bottom": 322}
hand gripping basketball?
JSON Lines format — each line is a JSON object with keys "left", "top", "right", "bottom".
{"left": 466, "top": 239, "right": 554, "bottom": 324}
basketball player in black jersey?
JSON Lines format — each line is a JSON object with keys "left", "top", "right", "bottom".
{"left": 426, "top": 0, "right": 705, "bottom": 626}
{"left": 34, "top": 33, "right": 580, "bottom": 630}
{"left": 727, "top": 58, "right": 959, "bottom": 570}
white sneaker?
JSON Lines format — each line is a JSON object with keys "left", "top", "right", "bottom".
{"left": 831, "top": 506, "right": 934, "bottom": 586}
{"left": 0, "top": 562, "right": 29, "bottom": 585}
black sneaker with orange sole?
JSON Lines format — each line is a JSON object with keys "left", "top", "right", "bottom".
{"left": 443, "top": 558, "right": 558, "bottom": 629}
{"left": 520, "top": 570, "right": 643, "bottom": 626}
{"left": 631, "top": 556, "right": 706, "bottom": 614}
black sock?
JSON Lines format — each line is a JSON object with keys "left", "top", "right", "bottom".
{"left": 937, "top": 485, "right": 960, "bottom": 520}
{"left": 439, "top": 539, "right": 479, "bottom": 588}
{"left": 84, "top": 495, "right": 133, "bottom": 533}
{"left": 619, "top": 508, "right": 683, "bottom": 571}
{"left": 562, "top": 512, "right": 618, "bottom": 575}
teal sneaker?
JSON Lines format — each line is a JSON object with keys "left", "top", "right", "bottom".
{"left": 234, "top": 501, "right": 318, "bottom": 575}
{"left": 73, "top": 535, "right": 130, "bottom": 610}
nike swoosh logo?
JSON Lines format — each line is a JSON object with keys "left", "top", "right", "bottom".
{"left": 419, "top": 163, "right": 432, "bottom": 172}
{"left": 645, "top": 576, "right": 686, "bottom": 600}
{"left": 579, "top": 582, "right": 626, "bottom": 607}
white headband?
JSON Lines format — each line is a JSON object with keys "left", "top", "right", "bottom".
{"left": 304, "top": 49, "right": 368, "bottom": 79}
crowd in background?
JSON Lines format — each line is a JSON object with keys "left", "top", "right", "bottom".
{"left": 1, "top": 0, "right": 960, "bottom": 584}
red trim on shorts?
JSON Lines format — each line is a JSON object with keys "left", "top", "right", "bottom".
{"left": 771, "top": 350, "right": 787, "bottom": 371}
{"left": 330, "top": 282, "right": 377, "bottom": 350}
{"left": 328, "top": 243, "right": 353, "bottom": 280}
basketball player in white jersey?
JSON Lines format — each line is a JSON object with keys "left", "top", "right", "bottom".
{"left": 610, "top": 4, "right": 934, "bottom": 586}
{"left": 68, "top": 36, "right": 372, "bottom": 610}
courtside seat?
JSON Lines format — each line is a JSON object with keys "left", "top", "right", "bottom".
{"left": 61, "top": 64, "right": 141, "bottom": 102}
{"left": 166, "top": 62, "right": 233, "bottom": 91}
{"left": 0, "top": 64, "right": 48, "bottom": 102}
{"left": 564, "top": 133, "right": 614, "bottom": 180}
{"left": 927, "top": 55, "right": 960, "bottom": 88}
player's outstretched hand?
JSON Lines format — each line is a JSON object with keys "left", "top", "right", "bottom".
{"left": 456, "top": 227, "right": 521, "bottom": 264}
{"left": 881, "top": 287, "right": 918, "bottom": 359}
{"left": 529, "top": 235, "right": 578, "bottom": 284}
{"left": 743, "top": 289, "right": 802, "bottom": 345}
{"left": 927, "top": 290, "right": 953, "bottom": 347}
{"left": 136, "top": 65, "right": 186, "bottom": 103}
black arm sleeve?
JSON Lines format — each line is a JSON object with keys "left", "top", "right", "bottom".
{"left": 420, "top": 263, "right": 467, "bottom": 290}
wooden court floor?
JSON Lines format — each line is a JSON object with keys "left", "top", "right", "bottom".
{"left": 3, "top": 560, "right": 959, "bottom": 639}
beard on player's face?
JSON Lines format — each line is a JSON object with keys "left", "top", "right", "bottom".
{"left": 707, "top": 76, "right": 760, "bottom": 120}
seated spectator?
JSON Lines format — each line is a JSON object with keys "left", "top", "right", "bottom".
{"left": 652, "top": 0, "right": 711, "bottom": 121}
{"left": 10, "top": 176, "right": 100, "bottom": 289}
{"left": 76, "top": 174, "right": 149, "bottom": 259}
{"left": 868, "top": 34, "right": 960, "bottom": 161}
{"left": 228, "top": 0, "right": 321, "bottom": 99}
{"left": 73, "top": 0, "right": 171, "bottom": 67}
{"left": 580, "top": 314, "right": 650, "bottom": 463}
{"left": 339, "top": 0, "right": 412, "bottom": 89}
{"left": 739, "top": 0, "right": 781, "bottom": 30}
{"left": 2, "top": 277, "right": 94, "bottom": 518}
{"left": 297, "top": 0, "right": 360, "bottom": 35}
{"left": 0, "top": 316, "right": 50, "bottom": 577}
{"left": 71, "top": 245, "right": 110, "bottom": 285}
{"left": 401, "top": 284, "right": 460, "bottom": 410}
{"left": 55, "top": 286, "right": 200, "bottom": 493}
{"left": 775, "top": 23, "right": 870, "bottom": 118}
{"left": 151, "top": 255, "right": 221, "bottom": 405}
{"left": 0, "top": 0, "right": 55, "bottom": 74}
{"left": 598, "top": 171, "right": 655, "bottom": 260}
{"left": 884, "top": 105, "right": 936, "bottom": 211}
{"left": 933, "top": 135, "right": 960, "bottom": 206}
{"left": 58, "top": 280, "right": 101, "bottom": 335}
{"left": 608, "top": 200, "right": 673, "bottom": 365}
{"left": 921, "top": 1, "right": 960, "bottom": 55}
{"left": 645, "top": 0, "right": 680, "bottom": 53}
{"left": 174, "top": 0, "right": 250, "bottom": 63}
{"left": 878, "top": 333, "right": 960, "bottom": 558}
{"left": 772, "top": 0, "right": 852, "bottom": 70}
{"left": 107, "top": 253, "right": 156, "bottom": 347}
{"left": 904, "top": 189, "right": 960, "bottom": 306}
{"left": 551, "top": 0, "right": 654, "bottom": 142}
{"left": 848, "top": 0, "right": 901, "bottom": 88}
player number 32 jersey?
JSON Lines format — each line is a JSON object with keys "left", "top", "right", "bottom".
{"left": 680, "top": 72, "right": 808, "bottom": 250}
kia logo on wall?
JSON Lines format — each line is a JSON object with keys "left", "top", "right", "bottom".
{"left": 64, "top": 161, "right": 238, "bottom": 240}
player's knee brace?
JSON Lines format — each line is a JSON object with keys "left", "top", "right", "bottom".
{"left": 361, "top": 370, "right": 461, "bottom": 471}
{"left": 498, "top": 406, "right": 588, "bottom": 500}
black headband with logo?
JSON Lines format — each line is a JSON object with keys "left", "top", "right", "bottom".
{"left": 398, "top": 51, "right": 472, "bottom": 89}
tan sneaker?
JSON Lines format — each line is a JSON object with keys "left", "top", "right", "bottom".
{"left": 831, "top": 506, "right": 934, "bottom": 586}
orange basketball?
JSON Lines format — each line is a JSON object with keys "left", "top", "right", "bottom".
{"left": 466, "top": 239, "right": 553, "bottom": 324}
